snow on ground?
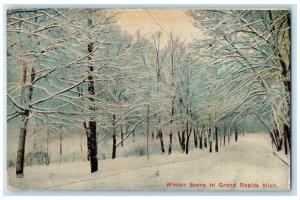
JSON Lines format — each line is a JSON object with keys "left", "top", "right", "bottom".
{"left": 7, "top": 133, "right": 290, "bottom": 191}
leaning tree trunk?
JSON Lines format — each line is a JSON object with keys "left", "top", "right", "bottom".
{"left": 283, "top": 124, "right": 290, "bottom": 155}
{"left": 284, "top": 132, "right": 288, "bottom": 155}
{"left": 16, "top": 65, "right": 35, "bottom": 178}
{"left": 283, "top": 113, "right": 291, "bottom": 152}
{"left": 158, "top": 130, "right": 165, "bottom": 153}
{"left": 185, "top": 127, "right": 192, "bottom": 154}
{"left": 274, "top": 123, "right": 283, "bottom": 151}
{"left": 178, "top": 131, "right": 181, "bottom": 145}
{"left": 87, "top": 18, "right": 98, "bottom": 173}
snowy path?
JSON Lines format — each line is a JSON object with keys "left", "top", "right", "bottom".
{"left": 7, "top": 133, "right": 290, "bottom": 191}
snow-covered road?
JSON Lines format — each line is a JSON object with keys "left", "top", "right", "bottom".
{"left": 7, "top": 133, "right": 290, "bottom": 191}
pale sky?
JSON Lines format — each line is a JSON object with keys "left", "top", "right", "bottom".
{"left": 114, "top": 9, "right": 204, "bottom": 45}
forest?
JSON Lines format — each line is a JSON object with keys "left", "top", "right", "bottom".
{"left": 6, "top": 9, "right": 290, "bottom": 188}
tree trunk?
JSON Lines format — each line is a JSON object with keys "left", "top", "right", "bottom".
{"left": 272, "top": 123, "right": 283, "bottom": 151}
{"left": 284, "top": 124, "right": 290, "bottom": 155}
{"left": 199, "top": 126, "right": 203, "bottom": 149}
{"left": 60, "top": 132, "right": 62, "bottom": 155}
{"left": 132, "top": 130, "right": 135, "bottom": 142}
{"left": 16, "top": 110, "right": 29, "bottom": 178}
{"left": 83, "top": 122, "right": 90, "bottom": 161}
{"left": 185, "top": 128, "right": 192, "bottom": 154}
{"left": 209, "top": 128, "right": 212, "bottom": 153}
{"left": 46, "top": 129, "right": 49, "bottom": 154}
{"left": 185, "top": 120, "right": 189, "bottom": 154}
{"left": 284, "top": 133, "right": 288, "bottom": 155}
{"left": 185, "top": 134, "right": 190, "bottom": 154}
{"left": 158, "top": 130, "right": 165, "bottom": 153}
{"left": 235, "top": 128, "right": 238, "bottom": 142}
{"left": 223, "top": 126, "right": 226, "bottom": 146}
{"left": 273, "top": 10, "right": 290, "bottom": 154}
{"left": 168, "top": 99, "right": 174, "bottom": 155}
{"left": 46, "top": 129, "right": 50, "bottom": 165}
{"left": 228, "top": 128, "right": 230, "bottom": 143}
{"left": 215, "top": 127, "right": 218, "bottom": 152}
{"left": 178, "top": 131, "right": 182, "bottom": 144}
{"left": 87, "top": 18, "right": 98, "bottom": 173}
{"left": 194, "top": 129, "right": 198, "bottom": 148}
{"left": 180, "top": 130, "right": 185, "bottom": 152}
{"left": 286, "top": 125, "right": 291, "bottom": 153}
{"left": 146, "top": 103, "right": 150, "bottom": 158}
{"left": 168, "top": 132, "right": 172, "bottom": 155}
{"left": 185, "top": 137, "right": 189, "bottom": 154}
{"left": 121, "top": 126, "right": 124, "bottom": 147}
{"left": 16, "top": 65, "right": 35, "bottom": 177}
{"left": 112, "top": 114, "right": 116, "bottom": 159}
{"left": 204, "top": 132, "right": 207, "bottom": 148}
{"left": 80, "top": 132, "right": 83, "bottom": 154}
{"left": 78, "top": 87, "right": 83, "bottom": 155}
{"left": 89, "top": 121, "right": 98, "bottom": 172}
{"left": 112, "top": 134, "right": 116, "bottom": 159}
